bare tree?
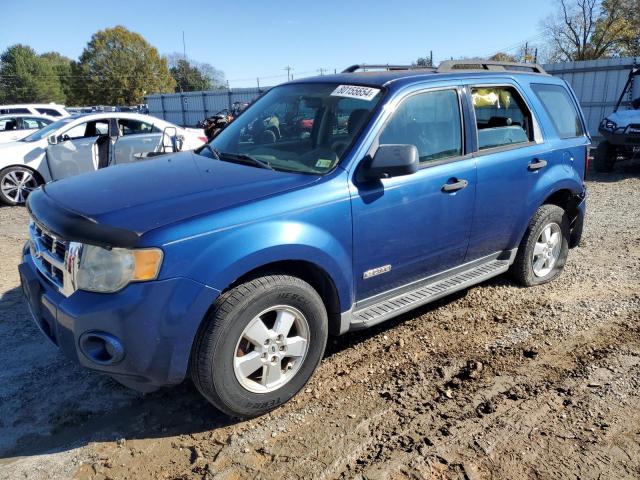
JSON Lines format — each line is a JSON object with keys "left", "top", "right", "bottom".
{"left": 543, "top": 0, "right": 627, "bottom": 61}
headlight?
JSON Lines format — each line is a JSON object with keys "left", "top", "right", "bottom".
{"left": 75, "top": 245, "right": 163, "bottom": 293}
{"left": 601, "top": 118, "right": 617, "bottom": 131}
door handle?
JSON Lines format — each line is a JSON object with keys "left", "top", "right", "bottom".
{"left": 442, "top": 178, "right": 469, "bottom": 193}
{"left": 528, "top": 158, "right": 548, "bottom": 171}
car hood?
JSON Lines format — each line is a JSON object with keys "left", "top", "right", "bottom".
{"left": 38, "top": 152, "right": 320, "bottom": 236}
{"left": 607, "top": 109, "right": 640, "bottom": 128}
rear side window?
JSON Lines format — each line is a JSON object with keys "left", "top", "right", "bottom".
{"left": 36, "top": 108, "right": 62, "bottom": 117}
{"left": 1, "top": 108, "right": 30, "bottom": 114}
{"left": 22, "top": 117, "right": 52, "bottom": 129}
{"left": 379, "top": 89, "right": 463, "bottom": 163}
{"left": 471, "top": 86, "right": 533, "bottom": 150}
{"left": 531, "top": 84, "right": 584, "bottom": 139}
{"left": 118, "top": 119, "right": 155, "bottom": 135}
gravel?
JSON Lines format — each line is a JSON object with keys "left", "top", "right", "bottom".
{"left": 0, "top": 165, "right": 639, "bottom": 479}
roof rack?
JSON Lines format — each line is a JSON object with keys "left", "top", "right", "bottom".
{"left": 342, "top": 64, "right": 435, "bottom": 73}
{"left": 437, "top": 60, "right": 547, "bottom": 75}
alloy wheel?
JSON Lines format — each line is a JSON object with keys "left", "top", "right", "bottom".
{"left": 233, "top": 305, "right": 310, "bottom": 394}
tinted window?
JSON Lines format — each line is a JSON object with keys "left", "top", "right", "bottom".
{"left": 1, "top": 108, "right": 30, "bottom": 114}
{"left": 471, "top": 86, "right": 532, "bottom": 150}
{"left": 118, "top": 119, "right": 155, "bottom": 135}
{"left": 531, "top": 84, "right": 583, "bottom": 138}
{"left": 36, "top": 108, "right": 62, "bottom": 117}
{"left": 0, "top": 118, "right": 17, "bottom": 131}
{"left": 379, "top": 89, "right": 462, "bottom": 163}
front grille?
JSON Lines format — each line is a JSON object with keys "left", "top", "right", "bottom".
{"left": 29, "top": 221, "right": 68, "bottom": 291}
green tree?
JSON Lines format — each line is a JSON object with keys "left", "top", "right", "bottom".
{"left": 40, "top": 52, "right": 74, "bottom": 103}
{"left": 74, "top": 26, "right": 175, "bottom": 105}
{"left": 414, "top": 53, "right": 433, "bottom": 67}
{"left": 170, "top": 58, "right": 212, "bottom": 92}
{"left": 0, "top": 44, "right": 65, "bottom": 103}
{"left": 167, "top": 53, "right": 226, "bottom": 91}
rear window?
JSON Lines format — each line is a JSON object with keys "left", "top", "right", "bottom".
{"left": 531, "top": 84, "right": 584, "bottom": 139}
{"left": 1, "top": 108, "right": 30, "bottom": 114}
{"left": 36, "top": 108, "right": 63, "bottom": 117}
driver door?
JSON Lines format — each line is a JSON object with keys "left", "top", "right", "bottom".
{"left": 46, "top": 119, "right": 110, "bottom": 180}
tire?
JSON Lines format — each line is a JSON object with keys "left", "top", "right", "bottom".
{"left": 594, "top": 141, "right": 615, "bottom": 173}
{"left": 0, "top": 166, "right": 41, "bottom": 206}
{"left": 511, "top": 204, "right": 570, "bottom": 287}
{"left": 190, "top": 275, "right": 328, "bottom": 418}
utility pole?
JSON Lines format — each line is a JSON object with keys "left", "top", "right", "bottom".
{"left": 430, "top": 50, "right": 433, "bottom": 67}
{"left": 182, "top": 31, "right": 186, "bottom": 60}
{"left": 257, "top": 77, "right": 260, "bottom": 90}
{"left": 317, "top": 68, "right": 327, "bottom": 76}
{"left": 284, "top": 65, "right": 293, "bottom": 81}
{"left": 524, "top": 42, "right": 529, "bottom": 63}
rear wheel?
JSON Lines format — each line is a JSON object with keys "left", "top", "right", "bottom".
{"left": 190, "top": 275, "right": 328, "bottom": 418}
{"left": 594, "top": 141, "right": 616, "bottom": 172}
{"left": 0, "top": 166, "right": 41, "bottom": 206}
{"left": 511, "top": 204, "right": 570, "bottom": 287}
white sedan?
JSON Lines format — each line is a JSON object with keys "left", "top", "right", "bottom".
{"left": 0, "top": 112, "right": 207, "bottom": 205}
{"left": 0, "top": 114, "right": 55, "bottom": 144}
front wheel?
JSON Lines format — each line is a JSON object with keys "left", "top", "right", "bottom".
{"left": 190, "top": 275, "right": 328, "bottom": 418}
{"left": 511, "top": 204, "right": 570, "bottom": 287}
{"left": 0, "top": 166, "right": 41, "bottom": 206}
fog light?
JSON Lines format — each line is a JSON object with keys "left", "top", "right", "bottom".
{"left": 79, "top": 332, "right": 125, "bottom": 365}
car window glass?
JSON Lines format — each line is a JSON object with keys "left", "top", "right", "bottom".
{"left": 531, "top": 84, "right": 583, "bottom": 138}
{"left": 379, "top": 89, "right": 462, "bottom": 163}
{"left": 63, "top": 120, "right": 109, "bottom": 140}
{"left": 22, "top": 118, "right": 45, "bottom": 129}
{"left": 471, "top": 86, "right": 532, "bottom": 150}
{"left": 0, "top": 118, "right": 17, "bottom": 131}
{"left": 36, "top": 108, "right": 62, "bottom": 117}
{"left": 118, "top": 119, "right": 154, "bottom": 135}
{"left": 3, "top": 108, "right": 30, "bottom": 114}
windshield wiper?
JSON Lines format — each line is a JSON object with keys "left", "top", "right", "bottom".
{"left": 199, "top": 144, "right": 222, "bottom": 159}
{"left": 219, "top": 152, "right": 275, "bottom": 170}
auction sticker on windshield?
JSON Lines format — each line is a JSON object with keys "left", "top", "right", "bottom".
{"left": 331, "top": 85, "right": 380, "bottom": 101}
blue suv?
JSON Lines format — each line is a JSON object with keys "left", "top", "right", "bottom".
{"left": 20, "top": 61, "right": 588, "bottom": 417}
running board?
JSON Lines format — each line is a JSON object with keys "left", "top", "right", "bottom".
{"left": 349, "top": 259, "right": 511, "bottom": 330}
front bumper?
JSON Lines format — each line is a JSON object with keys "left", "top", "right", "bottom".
{"left": 19, "top": 247, "right": 219, "bottom": 392}
{"left": 599, "top": 128, "right": 640, "bottom": 147}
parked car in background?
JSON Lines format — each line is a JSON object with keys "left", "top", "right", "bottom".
{"left": 0, "top": 103, "right": 69, "bottom": 118}
{"left": 595, "top": 65, "right": 640, "bottom": 172}
{"left": 0, "top": 114, "right": 54, "bottom": 144}
{"left": 20, "top": 61, "right": 588, "bottom": 417}
{"left": 0, "top": 112, "right": 206, "bottom": 205}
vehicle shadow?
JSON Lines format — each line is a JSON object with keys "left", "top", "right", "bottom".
{"left": 0, "top": 272, "right": 505, "bottom": 461}
{"left": 588, "top": 158, "right": 640, "bottom": 183}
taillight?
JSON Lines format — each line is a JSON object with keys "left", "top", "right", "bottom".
{"left": 584, "top": 148, "right": 589, "bottom": 180}
{"left": 198, "top": 136, "right": 208, "bottom": 143}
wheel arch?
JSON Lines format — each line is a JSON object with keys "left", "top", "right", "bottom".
{"left": 224, "top": 259, "right": 343, "bottom": 335}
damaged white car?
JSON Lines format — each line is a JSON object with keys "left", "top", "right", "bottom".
{"left": 0, "top": 112, "right": 207, "bottom": 205}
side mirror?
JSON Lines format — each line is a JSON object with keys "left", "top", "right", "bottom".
{"left": 362, "top": 144, "right": 419, "bottom": 181}
{"left": 47, "top": 135, "right": 58, "bottom": 145}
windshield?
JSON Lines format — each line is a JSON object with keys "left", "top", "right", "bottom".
{"left": 200, "top": 83, "right": 383, "bottom": 174}
{"left": 21, "top": 117, "right": 74, "bottom": 142}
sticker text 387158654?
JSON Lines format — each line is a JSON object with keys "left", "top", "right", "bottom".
{"left": 331, "top": 85, "right": 381, "bottom": 102}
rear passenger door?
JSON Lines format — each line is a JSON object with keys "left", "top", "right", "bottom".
{"left": 113, "top": 118, "right": 163, "bottom": 163}
{"left": 351, "top": 87, "right": 477, "bottom": 301}
{"left": 464, "top": 82, "right": 550, "bottom": 262}
{"left": 0, "top": 117, "right": 20, "bottom": 143}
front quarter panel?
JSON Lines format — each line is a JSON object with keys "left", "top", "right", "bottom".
{"left": 143, "top": 171, "right": 354, "bottom": 312}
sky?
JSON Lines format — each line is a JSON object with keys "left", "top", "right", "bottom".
{"left": 1, "top": 0, "right": 555, "bottom": 87}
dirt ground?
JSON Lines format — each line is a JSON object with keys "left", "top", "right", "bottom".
{"left": 0, "top": 166, "right": 639, "bottom": 480}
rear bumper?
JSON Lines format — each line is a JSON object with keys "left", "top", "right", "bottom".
{"left": 19, "top": 247, "right": 219, "bottom": 391}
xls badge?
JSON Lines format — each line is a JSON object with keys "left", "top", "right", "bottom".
{"left": 363, "top": 264, "right": 391, "bottom": 279}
